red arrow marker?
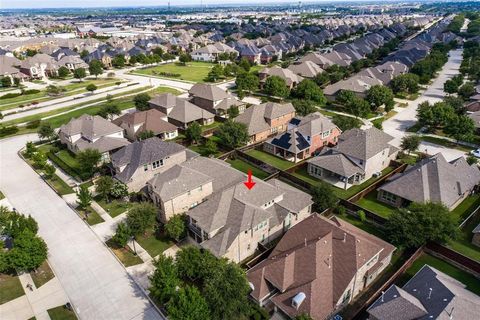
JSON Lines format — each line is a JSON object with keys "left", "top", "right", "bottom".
{"left": 244, "top": 169, "right": 256, "bottom": 190}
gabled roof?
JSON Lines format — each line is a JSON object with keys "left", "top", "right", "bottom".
{"left": 308, "top": 148, "right": 364, "bottom": 178}
{"left": 248, "top": 214, "right": 395, "bottom": 320}
{"left": 59, "top": 114, "right": 123, "bottom": 141}
{"left": 287, "top": 61, "right": 324, "bottom": 78}
{"left": 235, "top": 102, "right": 295, "bottom": 136}
{"left": 168, "top": 98, "right": 214, "bottom": 124}
{"left": 189, "top": 83, "right": 229, "bottom": 101}
{"left": 379, "top": 154, "right": 480, "bottom": 208}
{"left": 336, "top": 127, "right": 395, "bottom": 161}
{"left": 112, "top": 109, "right": 177, "bottom": 136}
{"left": 259, "top": 66, "right": 304, "bottom": 86}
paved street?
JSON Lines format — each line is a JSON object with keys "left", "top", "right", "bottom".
{"left": 0, "top": 134, "right": 162, "bottom": 320}
{"left": 382, "top": 48, "right": 466, "bottom": 161}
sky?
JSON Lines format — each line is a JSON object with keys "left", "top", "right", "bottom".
{"left": 2, "top": 0, "right": 352, "bottom": 10}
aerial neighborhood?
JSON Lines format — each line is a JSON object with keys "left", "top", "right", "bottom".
{"left": 1, "top": 2, "right": 480, "bottom": 320}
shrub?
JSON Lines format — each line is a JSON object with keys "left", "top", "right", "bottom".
{"left": 0, "top": 125, "right": 19, "bottom": 137}
{"left": 0, "top": 92, "right": 21, "bottom": 99}
{"left": 26, "top": 120, "right": 41, "bottom": 129}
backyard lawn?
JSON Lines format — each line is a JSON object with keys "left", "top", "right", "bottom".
{"left": 136, "top": 227, "right": 174, "bottom": 259}
{"left": 226, "top": 158, "right": 270, "bottom": 179}
{"left": 356, "top": 191, "right": 395, "bottom": 218}
{"left": 106, "top": 239, "right": 143, "bottom": 267}
{"left": 134, "top": 62, "right": 217, "bottom": 83}
{"left": 451, "top": 194, "right": 480, "bottom": 225}
{"left": 47, "top": 305, "right": 77, "bottom": 320}
{"left": 396, "top": 253, "right": 480, "bottom": 295}
{"left": 334, "top": 214, "right": 387, "bottom": 240}
{"left": 245, "top": 149, "right": 294, "bottom": 171}
{"left": 94, "top": 197, "right": 131, "bottom": 218}
{"left": 0, "top": 273, "right": 24, "bottom": 305}
{"left": 30, "top": 261, "right": 55, "bottom": 288}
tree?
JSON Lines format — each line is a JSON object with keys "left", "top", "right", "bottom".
{"left": 179, "top": 53, "right": 191, "bottom": 65}
{"left": 185, "top": 121, "right": 202, "bottom": 144}
{"left": 314, "top": 72, "right": 329, "bottom": 86}
{"left": 1, "top": 76, "right": 12, "bottom": 88}
{"left": 79, "top": 49, "right": 89, "bottom": 59}
{"left": 46, "top": 85, "right": 63, "bottom": 96}
{"left": 110, "top": 181, "right": 129, "bottom": 199}
{"left": 86, "top": 83, "right": 97, "bottom": 93}
{"left": 57, "top": 66, "right": 70, "bottom": 78}
{"left": 7, "top": 230, "right": 48, "bottom": 271}
{"left": 95, "top": 176, "right": 114, "bottom": 201}
{"left": 176, "top": 246, "right": 214, "bottom": 282}
{"left": 390, "top": 74, "right": 419, "bottom": 94}
{"left": 206, "top": 65, "right": 224, "bottom": 82}
{"left": 25, "top": 141, "right": 37, "bottom": 159}
{"left": 112, "top": 222, "right": 131, "bottom": 248}
{"left": 400, "top": 135, "right": 421, "bottom": 155}
{"left": 227, "top": 105, "right": 239, "bottom": 119}
{"left": 0, "top": 208, "right": 38, "bottom": 238}
{"left": 292, "top": 79, "right": 326, "bottom": 105}
{"left": 149, "top": 254, "right": 180, "bottom": 305}
{"left": 138, "top": 130, "right": 155, "bottom": 140}
{"left": 366, "top": 85, "right": 394, "bottom": 111}
{"left": 73, "top": 68, "right": 86, "bottom": 81}
{"left": 89, "top": 59, "right": 104, "bottom": 78}
{"left": 76, "top": 184, "right": 92, "bottom": 210}
{"left": 458, "top": 82, "right": 475, "bottom": 100}
{"left": 134, "top": 93, "right": 151, "bottom": 111}
{"left": 238, "top": 58, "right": 251, "bottom": 72}
{"left": 215, "top": 120, "right": 250, "bottom": 148}
{"left": 112, "top": 55, "right": 126, "bottom": 68}
{"left": 203, "top": 261, "right": 250, "bottom": 320}
{"left": 235, "top": 72, "right": 259, "bottom": 92}
{"left": 384, "top": 202, "right": 458, "bottom": 249}
{"left": 77, "top": 149, "right": 101, "bottom": 179}
{"left": 32, "top": 152, "right": 47, "bottom": 169}
{"left": 165, "top": 214, "right": 186, "bottom": 241}
{"left": 263, "top": 76, "right": 290, "bottom": 98}
{"left": 311, "top": 182, "right": 338, "bottom": 212}
{"left": 167, "top": 286, "right": 211, "bottom": 320}
{"left": 203, "top": 139, "right": 217, "bottom": 156}
{"left": 332, "top": 115, "right": 362, "bottom": 131}
{"left": 43, "top": 164, "right": 55, "bottom": 179}
{"left": 467, "top": 155, "right": 478, "bottom": 165}
{"left": 292, "top": 99, "right": 316, "bottom": 116}
{"left": 444, "top": 114, "right": 475, "bottom": 142}
{"left": 443, "top": 79, "right": 459, "bottom": 94}
{"left": 126, "top": 202, "right": 157, "bottom": 236}
{"left": 97, "top": 104, "right": 120, "bottom": 120}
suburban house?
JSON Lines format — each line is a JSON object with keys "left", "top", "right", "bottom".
{"left": 367, "top": 265, "right": 480, "bottom": 320}
{"left": 259, "top": 66, "right": 304, "bottom": 89}
{"left": 112, "top": 109, "right": 178, "bottom": 141}
{"left": 377, "top": 154, "right": 480, "bottom": 210}
{"left": 111, "top": 137, "right": 190, "bottom": 191}
{"left": 188, "top": 83, "right": 245, "bottom": 118}
{"left": 248, "top": 214, "right": 395, "bottom": 320}
{"left": 56, "top": 55, "right": 88, "bottom": 71}
{"left": 263, "top": 112, "right": 341, "bottom": 162}
{"left": 19, "top": 53, "right": 59, "bottom": 79}
{"left": 191, "top": 43, "right": 237, "bottom": 62}
{"left": 323, "top": 75, "right": 383, "bottom": 100}
{"left": 187, "top": 178, "right": 313, "bottom": 263}
{"left": 307, "top": 127, "right": 398, "bottom": 189}
{"left": 148, "top": 93, "right": 215, "bottom": 129}
{"left": 58, "top": 115, "right": 130, "bottom": 161}
{"left": 287, "top": 61, "right": 324, "bottom": 78}
{"left": 234, "top": 102, "right": 296, "bottom": 144}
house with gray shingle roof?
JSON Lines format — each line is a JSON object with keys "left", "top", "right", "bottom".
{"left": 307, "top": 127, "right": 398, "bottom": 189}
{"left": 111, "top": 137, "right": 191, "bottom": 191}
{"left": 367, "top": 265, "right": 480, "bottom": 320}
{"left": 287, "top": 60, "right": 324, "bottom": 78}
{"left": 112, "top": 109, "right": 178, "bottom": 141}
{"left": 259, "top": 66, "right": 304, "bottom": 89}
{"left": 188, "top": 83, "right": 245, "bottom": 118}
{"left": 248, "top": 214, "right": 395, "bottom": 320}
{"left": 234, "top": 102, "right": 296, "bottom": 144}
{"left": 59, "top": 115, "right": 130, "bottom": 162}
{"left": 377, "top": 153, "right": 480, "bottom": 210}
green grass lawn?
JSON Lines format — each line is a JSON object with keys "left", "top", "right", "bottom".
{"left": 356, "top": 191, "right": 396, "bottom": 218}
{"left": 149, "top": 86, "right": 182, "bottom": 96}
{"left": 333, "top": 167, "right": 394, "bottom": 199}
{"left": 0, "top": 273, "right": 24, "bottom": 305}
{"left": 106, "top": 239, "right": 143, "bottom": 267}
{"left": 46, "top": 174, "right": 75, "bottom": 195}
{"left": 78, "top": 206, "right": 104, "bottom": 225}
{"left": 94, "top": 197, "right": 131, "bottom": 218}
{"left": 226, "top": 158, "right": 270, "bottom": 179}
{"left": 0, "top": 190, "right": 4, "bottom": 200}
{"left": 397, "top": 253, "right": 480, "bottom": 295}
{"left": 30, "top": 261, "right": 55, "bottom": 288}
{"left": 397, "top": 153, "right": 418, "bottom": 165}
{"left": 55, "top": 150, "right": 80, "bottom": 171}
{"left": 47, "top": 305, "right": 77, "bottom": 320}
{"left": 421, "top": 136, "right": 474, "bottom": 152}
{"left": 451, "top": 194, "right": 480, "bottom": 225}
{"left": 245, "top": 149, "right": 294, "bottom": 171}
{"left": 333, "top": 214, "right": 387, "bottom": 240}
{"left": 447, "top": 209, "right": 480, "bottom": 262}
{"left": 134, "top": 62, "right": 217, "bottom": 83}
{"left": 201, "top": 121, "right": 221, "bottom": 132}
{"left": 136, "top": 227, "right": 174, "bottom": 259}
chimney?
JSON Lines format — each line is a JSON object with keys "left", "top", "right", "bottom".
{"left": 428, "top": 288, "right": 433, "bottom": 299}
{"left": 381, "top": 291, "right": 385, "bottom": 302}
{"left": 343, "top": 232, "right": 346, "bottom": 242}
{"left": 304, "top": 238, "right": 307, "bottom": 247}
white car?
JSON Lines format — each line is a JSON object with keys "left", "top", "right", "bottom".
{"left": 471, "top": 149, "right": 480, "bottom": 158}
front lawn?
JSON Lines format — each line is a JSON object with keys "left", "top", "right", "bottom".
{"left": 78, "top": 206, "right": 104, "bottom": 225}
{"left": 136, "top": 227, "right": 174, "bottom": 259}
{"left": 106, "top": 239, "right": 143, "bottom": 267}
{"left": 134, "top": 62, "right": 217, "bottom": 83}
{"left": 356, "top": 191, "right": 395, "bottom": 218}
{"left": 245, "top": 149, "right": 294, "bottom": 171}
{"left": 94, "top": 197, "right": 131, "bottom": 218}
{"left": 396, "top": 253, "right": 480, "bottom": 295}
{"left": 46, "top": 174, "right": 75, "bottom": 195}
{"left": 55, "top": 150, "right": 81, "bottom": 172}
{"left": 0, "top": 273, "right": 24, "bottom": 305}
{"left": 421, "top": 136, "right": 474, "bottom": 152}
{"left": 30, "top": 261, "right": 55, "bottom": 288}
{"left": 47, "top": 305, "right": 77, "bottom": 320}
{"left": 226, "top": 158, "right": 270, "bottom": 180}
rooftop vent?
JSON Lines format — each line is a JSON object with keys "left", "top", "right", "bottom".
{"left": 292, "top": 292, "right": 306, "bottom": 310}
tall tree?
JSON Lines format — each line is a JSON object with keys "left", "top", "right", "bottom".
{"left": 76, "top": 184, "right": 92, "bottom": 210}
{"left": 292, "top": 79, "right": 326, "bottom": 105}
{"left": 366, "top": 85, "right": 394, "bottom": 111}
{"left": 165, "top": 214, "right": 186, "bottom": 241}
{"left": 149, "top": 254, "right": 180, "bottom": 304}
{"left": 311, "top": 182, "right": 338, "bottom": 212}
{"left": 400, "top": 135, "right": 421, "bottom": 155}
{"left": 89, "top": 59, "right": 104, "bottom": 78}
{"left": 95, "top": 176, "right": 114, "bottom": 201}
{"left": 73, "top": 68, "right": 86, "bottom": 81}
{"left": 112, "top": 222, "right": 131, "bottom": 248}
{"left": 7, "top": 230, "right": 48, "bottom": 271}
{"left": 185, "top": 121, "right": 202, "bottom": 144}
{"left": 263, "top": 76, "right": 290, "bottom": 98}
{"left": 57, "top": 66, "right": 70, "bottom": 78}
{"left": 37, "top": 122, "right": 56, "bottom": 141}
{"left": 167, "top": 286, "right": 211, "bottom": 320}
{"left": 77, "top": 149, "right": 101, "bottom": 179}
{"left": 235, "top": 72, "right": 259, "bottom": 92}
{"left": 125, "top": 202, "right": 157, "bottom": 236}
{"left": 133, "top": 93, "right": 151, "bottom": 111}
{"left": 215, "top": 120, "right": 249, "bottom": 148}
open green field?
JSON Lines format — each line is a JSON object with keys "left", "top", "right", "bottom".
{"left": 134, "top": 62, "right": 217, "bottom": 83}
{"left": 0, "top": 273, "right": 24, "bottom": 305}
{"left": 226, "top": 158, "right": 270, "bottom": 179}
{"left": 245, "top": 149, "right": 294, "bottom": 171}
{"left": 396, "top": 253, "right": 480, "bottom": 295}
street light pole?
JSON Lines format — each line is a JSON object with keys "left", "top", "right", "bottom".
{"left": 132, "top": 236, "right": 137, "bottom": 256}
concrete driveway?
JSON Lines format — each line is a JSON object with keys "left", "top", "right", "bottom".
{"left": 0, "top": 134, "right": 162, "bottom": 320}
{"left": 382, "top": 48, "right": 466, "bottom": 161}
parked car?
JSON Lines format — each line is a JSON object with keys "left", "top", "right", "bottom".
{"left": 471, "top": 148, "right": 480, "bottom": 158}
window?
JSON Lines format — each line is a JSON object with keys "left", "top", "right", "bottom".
{"left": 322, "top": 130, "right": 330, "bottom": 138}
{"left": 342, "top": 289, "right": 351, "bottom": 303}
{"left": 271, "top": 126, "right": 278, "bottom": 134}
{"left": 144, "top": 164, "right": 148, "bottom": 171}
{"left": 152, "top": 159, "right": 164, "bottom": 169}
{"left": 381, "top": 191, "right": 397, "bottom": 204}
